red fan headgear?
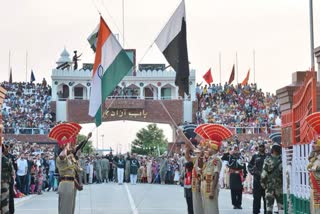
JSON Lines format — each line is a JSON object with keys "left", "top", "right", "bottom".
{"left": 49, "top": 122, "right": 82, "bottom": 146}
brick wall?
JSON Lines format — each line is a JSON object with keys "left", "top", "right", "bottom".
{"left": 66, "top": 99, "right": 192, "bottom": 125}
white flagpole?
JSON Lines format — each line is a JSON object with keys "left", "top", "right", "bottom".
{"left": 26, "top": 51, "right": 28, "bottom": 83}
{"left": 8, "top": 50, "right": 11, "bottom": 79}
{"left": 219, "top": 52, "right": 222, "bottom": 84}
{"left": 122, "top": 0, "right": 125, "bottom": 48}
{"left": 309, "top": 0, "right": 315, "bottom": 74}
{"left": 253, "top": 49, "right": 256, "bottom": 84}
{"left": 236, "top": 52, "right": 239, "bottom": 84}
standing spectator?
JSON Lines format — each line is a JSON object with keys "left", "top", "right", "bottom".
{"left": 16, "top": 154, "right": 28, "bottom": 195}
{"left": 47, "top": 155, "right": 56, "bottom": 191}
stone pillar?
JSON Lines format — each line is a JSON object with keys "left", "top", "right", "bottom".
{"left": 140, "top": 87, "right": 144, "bottom": 99}
{"left": 157, "top": 87, "right": 161, "bottom": 100}
{"left": 175, "top": 87, "right": 179, "bottom": 99}
{"left": 69, "top": 85, "right": 73, "bottom": 99}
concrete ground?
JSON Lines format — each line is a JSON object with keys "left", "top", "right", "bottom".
{"left": 15, "top": 183, "right": 256, "bottom": 214}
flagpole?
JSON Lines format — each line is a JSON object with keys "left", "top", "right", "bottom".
{"left": 122, "top": 0, "right": 125, "bottom": 48}
{"left": 236, "top": 52, "right": 239, "bottom": 84}
{"left": 253, "top": 49, "right": 256, "bottom": 84}
{"left": 309, "top": 0, "right": 315, "bottom": 74}
{"left": 26, "top": 51, "right": 28, "bottom": 83}
{"left": 219, "top": 52, "right": 221, "bottom": 84}
{"left": 8, "top": 50, "right": 11, "bottom": 80}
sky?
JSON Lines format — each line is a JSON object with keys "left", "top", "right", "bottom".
{"left": 1, "top": 0, "right": 319, "bottom": 151}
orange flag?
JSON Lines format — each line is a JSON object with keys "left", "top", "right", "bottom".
{"left": 203, "top": 68, "right": 213, "bottom": 84}
{"left": 241, "top": 69, "right": 250, "bottom": 86}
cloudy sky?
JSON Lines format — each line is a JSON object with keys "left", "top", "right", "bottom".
{"left": 1, "top": 0, "right": 319, "bottom": 151}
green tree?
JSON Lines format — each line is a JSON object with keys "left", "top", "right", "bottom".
{"left": 131, "top": 124, "right": 168, "bottom": 156}
{"left": 76, "top": 134, "right": 94, "bottom": 155}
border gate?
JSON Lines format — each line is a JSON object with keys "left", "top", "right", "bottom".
{"left": 281, "top": 71, "right": 317, "bottom": 214}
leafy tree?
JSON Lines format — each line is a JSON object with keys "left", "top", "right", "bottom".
{"left": 76, "top": 134, "right": 94, "bottom": 155}
{"left": 131, "top": 124, "right": 168, "bottom": 156}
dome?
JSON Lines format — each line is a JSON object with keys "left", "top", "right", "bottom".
{"left": 57, "top": 48, "right": 72, "bottom": 64}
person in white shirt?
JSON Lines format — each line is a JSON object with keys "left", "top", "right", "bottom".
{"left": 17, "top": 154, "right": 28, "bottom": 194}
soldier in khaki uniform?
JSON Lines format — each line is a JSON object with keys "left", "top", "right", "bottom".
{"left": 201, "top": 141, "right": 222, "bottom": 214}
{"left": 185, "top": 138, "right": 207, "bottom": 214}
{"left": 56, "top": 143, "right": 78, "bottom": 214}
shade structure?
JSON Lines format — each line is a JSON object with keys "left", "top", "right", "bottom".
{"left": 182, "top": 124, "right": 197, "bottom": 139}
{"left": 269, "top": 132, "right": 281, "bottom": 144}
{"left": 195, "top": 124, "right": 233, "bottom": 141}
{"left": 49, "top": 123, "right": 82, "bottom": 146}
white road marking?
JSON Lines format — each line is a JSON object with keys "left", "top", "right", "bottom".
{"left": 125, "top": 183, "right": 139, "bottom": 214}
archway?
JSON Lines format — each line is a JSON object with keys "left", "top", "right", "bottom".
{"left": 144, "top": 84, "right": 157, "bottom": 100}
{"left": 73, "top": 83, "right": 87, "bottom": 100}
{"left": 161, "top": 83, "right": 176, "bottom": 100}
{"left": 56, "top": 84, "right": 70, "bottom": 100}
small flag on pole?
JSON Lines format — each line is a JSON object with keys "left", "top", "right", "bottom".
{"left": 9, "top": 68, "right": 12, "bottom": 84}
{"left": 203, "top": 68, "right": 213, "bottom": 84}
{"left": 30, "top": 70, "right": 35, "bottom": 83}
{"left": 228, "top": 65, "right": 235, "bottom": 85}
{"left": 241, "top": 69, "right": 250, "bottom": 86}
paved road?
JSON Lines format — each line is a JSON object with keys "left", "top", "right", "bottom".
{"left": 15, "top": 183, "right": 254, "bottom": 214}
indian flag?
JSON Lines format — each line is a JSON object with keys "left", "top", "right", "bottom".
{"left": 88, "top": 17, "right": 133, "bottom": 126}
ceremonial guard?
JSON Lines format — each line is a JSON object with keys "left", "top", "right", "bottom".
{"left": 248, "top": 142, "right": 267, "bottom": 214}
{"left": 307, "top": 139, "right": 320, "bottom": 213}
{"left": 49, "top": 123, "right": 88, "bottom": 214}
{"left": 223, "top": 145, "right": 247, "bottom": 209}
{"left": 201, "top": 141, "right": 222, "bottom": 214}
{"left": 260, "top": 143, "right": 283, "bottom": 214}
{"left": 1, "top": 144, "right": 14, "bottom": 214}
{"left": 189, "top": 142, "right": 205, "bottom": 214}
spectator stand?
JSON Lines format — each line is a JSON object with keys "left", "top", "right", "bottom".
{"left": 280, "top": 71, "right": 317, "bottom": 214}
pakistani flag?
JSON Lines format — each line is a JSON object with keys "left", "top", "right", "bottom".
{"left": 88, "top": 17, "right": 133, "bottom": 126}
{"left": 87, "top": 24, "right": 99, "bottom": 52}
{"left": 155, "top": 0, "right": 190, "bottom": 95}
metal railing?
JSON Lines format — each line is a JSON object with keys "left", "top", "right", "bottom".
{"left": 3, "top": 128, "right": 51, "bottom": 135}
{"left": 227, "top": 125, "right": 281, "bottom": 135}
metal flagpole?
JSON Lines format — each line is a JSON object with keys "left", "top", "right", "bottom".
{"left": 8, "top": 50, "right": 11, "bottom": 79}
{"left": 219, "top": 52, "right": 222, "bottom": 84}
{"left": 122, "top": 0, "right": 125, "bottom": 48}
{"left": 236, "top": 52, "right": 239, "bottom": 84}
{"left": 309, "top": 0, "right": 315, "bottom": 75}
{"left": 26, "top": 51, "right": 28, "bottom": 83}
{"left": 253, "top": 49, "right": 256, "bottom": 84}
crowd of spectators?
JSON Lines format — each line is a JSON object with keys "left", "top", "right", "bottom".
{"left": 196, "top": 83, "right": 281, "bottom": 133}
{"left": 4, "top": 141, "right": 56, "bottom": 198}
{"left": 110, "top": 86, "right": 140, "bottom": 99}
{"left": 1, "top": 80, "right": 56, "bottom": 135}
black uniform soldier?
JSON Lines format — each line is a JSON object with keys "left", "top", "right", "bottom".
{"left": 222, "top": 145, "right": 247, "bottom": 209}
{"left": 248, "top": 142, "right": 267, "bottom": 214}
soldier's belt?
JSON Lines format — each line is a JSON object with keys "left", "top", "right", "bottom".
{"left": 60, "top": 176, "right": 75, "bottom": 181}
{"left": 229, "top": 169, "right": 241, "bottom": 173}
